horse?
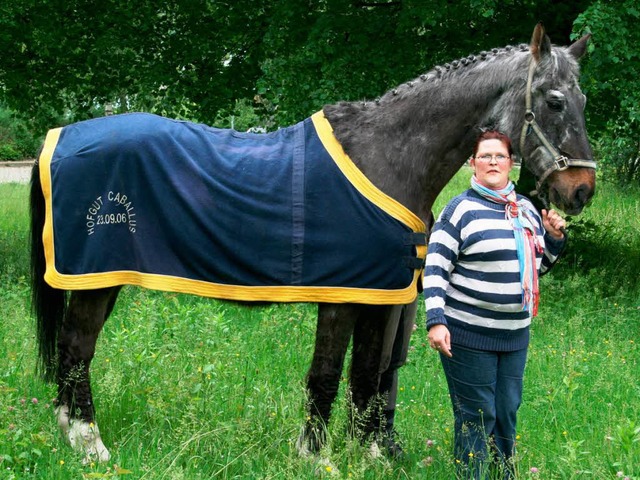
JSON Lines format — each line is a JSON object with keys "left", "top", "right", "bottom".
{"left": 30, "top": 23, "right": 595, "bottom": 463}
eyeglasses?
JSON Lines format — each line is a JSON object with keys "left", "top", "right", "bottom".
{"left": 475, "top": 154, "right": 510, "bottom": 163}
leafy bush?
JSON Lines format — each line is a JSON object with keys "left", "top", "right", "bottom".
{"left": 574, "top": 0, "right": 640, "bottom": 185}
{"left": 0, "top": 144, "right": 22, "bottom": 161}
{"left": 0, "top": 106, "right": 40, "bottom": 161}
{"left": 592, "top": 120, "right": 640, "bottom": 184}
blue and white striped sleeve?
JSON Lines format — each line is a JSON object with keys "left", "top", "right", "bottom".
{"left": 423, "top": 202, "right": 462, "bottom": 330}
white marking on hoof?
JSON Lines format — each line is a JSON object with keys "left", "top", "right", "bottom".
{"left": 55, "top": 406, "right": 110, "bottom": 463}
{"left": 296, "top": 428, "right": 339, "bottom": 476}
{"left": 68, "top": 420, "right": 111, "bottom": 464}
{"left": 369, "top": 440, "right": 383, "bottom": 459}
{"left": 296, "top": 427, "right": 312, "bottom": 457}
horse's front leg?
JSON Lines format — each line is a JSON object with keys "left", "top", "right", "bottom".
{"left": 56, "top": 287, "right": 120, "bottom": 463}
{"left": 297, "top": 303, "right": 360, "bottom": 455}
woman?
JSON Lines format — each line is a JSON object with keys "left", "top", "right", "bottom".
{"left": 424, "top": 131, "right": 566, "bottom": 478}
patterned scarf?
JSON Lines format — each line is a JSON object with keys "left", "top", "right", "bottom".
{"left": 471, "top": 176, "right": 543, "bottom": 316}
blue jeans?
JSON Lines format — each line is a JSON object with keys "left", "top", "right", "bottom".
{"left": 440, "top": 344, "right": 527, "bottom": 479}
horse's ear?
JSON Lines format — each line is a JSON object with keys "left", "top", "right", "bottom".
{"left": 567, "top": 33, "right": 591, "bottom": 60}
{"left": 530, "top": 22, "right": 552, "bottom": 62}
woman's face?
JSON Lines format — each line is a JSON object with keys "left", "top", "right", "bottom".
{"left": 470, "top": 138, "right": 514, "bottom": 190}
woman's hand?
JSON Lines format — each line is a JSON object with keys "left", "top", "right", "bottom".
{"left": 428, "top": 324, "right": 452, "bottom": 357}
{"left": 542, "top": 209, "right": 566, "bottom": 240}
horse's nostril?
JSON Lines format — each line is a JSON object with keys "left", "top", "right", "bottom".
{"left": 575, "top": 184, "right": 592, "bottom": 205}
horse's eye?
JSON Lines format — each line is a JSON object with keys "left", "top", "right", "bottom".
{"left": 546, "top": 90, "right": 565, "bottom": 112}
{"left": 547, "top": 99, "right": 564, "bottom": 112}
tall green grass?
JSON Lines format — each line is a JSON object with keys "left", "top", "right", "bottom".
{"left": 1, "top": 173, "right": 638, "bottom": 479}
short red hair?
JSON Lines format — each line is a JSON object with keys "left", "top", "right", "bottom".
{"left": 473, "top": 130, "right": 513, "bottom": 157}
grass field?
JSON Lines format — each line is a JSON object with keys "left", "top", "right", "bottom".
{"left": 1, "top": 172, "right": 638, "bottom": 479}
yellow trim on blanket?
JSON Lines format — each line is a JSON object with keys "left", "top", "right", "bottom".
{"left": 311, "top": 111, "right": 426, "bottom": 234}
{"left": 41, "top": 268, "right": 423, "bottom": 304}
{"left": 39, "top": 120, "right": 425, "bottom": 305}
{"left": 39, "top": 127, "right": 62, "bottom": 291}
{"left": 311, "top": 110, "right": 427, "bottom": 262}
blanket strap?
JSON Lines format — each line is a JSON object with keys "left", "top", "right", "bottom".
{"left": 403, "top": 232, "right": 427, "bottom": 270}
{"left": 403, "top": 257, "right": 426, "bottom": 270}
{"left": 403, "top": 231, "right": 427, "bottom": 292}
{"left": 404, "top": 232, "right": 427, "bottom": 247}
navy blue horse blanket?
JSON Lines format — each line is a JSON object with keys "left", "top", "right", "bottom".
{"left": 38, "top": 112, "right": 426, "bottom": 304}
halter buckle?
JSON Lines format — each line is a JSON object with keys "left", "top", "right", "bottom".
{"left": 555, "top": 156, "right": 569, "bottom": 171}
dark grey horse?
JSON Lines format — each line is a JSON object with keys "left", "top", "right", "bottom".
{"left": 30, "top": 23, "right": 595, "bottom": 462}
{"left": 299, "top": 22, "right": 595, "bottom": 454}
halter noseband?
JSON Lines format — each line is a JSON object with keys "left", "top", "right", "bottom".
{"left": 519, "top": 57, "right": 597, "bottom": 199}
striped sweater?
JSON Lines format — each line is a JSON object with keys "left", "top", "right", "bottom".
{"left": 424, "top": 189, "right": 565, "bottom": 351}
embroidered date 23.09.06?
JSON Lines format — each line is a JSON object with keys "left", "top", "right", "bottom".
{"left": 86, "top": 191, "right": 137, "bottom": 235}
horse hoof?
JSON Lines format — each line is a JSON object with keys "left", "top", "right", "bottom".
{"left": 296, "top": 424, "right": 326, "bottom": 457}
{"left": 369, "top": 440, "right": 383, "bottom": 459}
{"left": 82, "top": 434, "right": 111, "bottom": 465}
{"left": 67, "top": 419, "right": 111, "bottom": 463}
{"left": 56, "top": 406, "right": 111, "bottom": 462}
{"left": 295, "top": 429, "right": 314, "bottom": 457}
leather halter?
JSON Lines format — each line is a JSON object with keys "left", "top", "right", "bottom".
{"left": 519, "top": 57, "right": 597, "bottom": 199}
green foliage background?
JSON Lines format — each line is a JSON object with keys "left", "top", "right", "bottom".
{"left": 573, "top": 0, "right": 640, "bottom": 184}
{"left": 0, "top": 0, "right": 637, "bottom": 182}
{"left": 0, "top": 108, "right": 40, "bottom": 161}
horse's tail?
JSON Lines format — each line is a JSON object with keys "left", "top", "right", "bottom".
{"left": 30, "top": 161, "right": 66, "bottom": 382}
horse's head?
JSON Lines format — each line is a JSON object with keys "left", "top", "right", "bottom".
{"left": 515, "top": 23, "right": 596, "bottom": 215}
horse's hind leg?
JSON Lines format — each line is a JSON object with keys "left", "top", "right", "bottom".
{"left": 348, "top": 305, "right": 401, "bottom": 442}
{"left": 297, "top": 303, "right": 360, "bottom": 455}
{"left": 56, "top": 287, "right": 121, "bottom": 463}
